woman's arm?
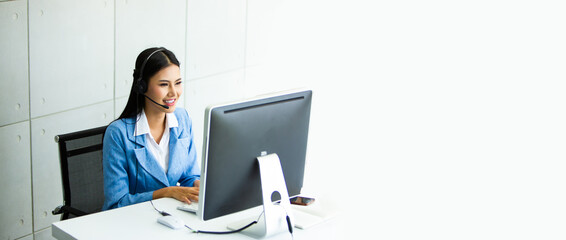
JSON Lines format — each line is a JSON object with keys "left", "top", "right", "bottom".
{"left": 177, "top": 109, "right": 201, "bottom": 188}
{"left": 102, "top": 124, "right": 153, "bottom": 210}
{"left": 166, "top": 109, "right": 201, "bottom": 204}
{"left": 153, "top": 185, "right": 199, "bottom": 204}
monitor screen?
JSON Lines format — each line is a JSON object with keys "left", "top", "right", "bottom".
{"left": 197, "top": 90, "right": 312, "bottom": 221}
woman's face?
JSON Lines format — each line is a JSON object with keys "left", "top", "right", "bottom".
{"left": 144, "top": 64, "right": 182, "bottom": 114}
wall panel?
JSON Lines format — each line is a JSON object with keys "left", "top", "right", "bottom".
{"left": 245, "top": 0, "right": 280, "bottom": 67}
{"left": 0, "top": 122, "right": 32, "bottom": 240}
{"left": 15, "top": 234, "right": 33, "bottom": 240}
{"left": 185, "top": 70, "right": 245, "bottom": 158}
{"left": 186, "top": 0, "right": 247, "bottom": 80}
{"left": 33, "top": 227, "right": 55, "bottom": 240}
{"left": 28, "top": 0, "right": 113, "bottom": 118}
{"left": 0, "top": 0, "right": 29, "bottom": 126}
{"left": 115, "top": 0, "right": 187, "bottom": 99}
{"left": 31, "top": 101, "right": 112, "bottom": 230}
{"left": 113, "top": 96, "right": 128, "bottom": 119}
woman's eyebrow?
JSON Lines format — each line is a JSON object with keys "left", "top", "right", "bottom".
{"left": 158, "top": 78, "right": 182, "bottom": 82}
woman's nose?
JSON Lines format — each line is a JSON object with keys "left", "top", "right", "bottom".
{"left": 167, "top": 85, "right": 176, "bottom": 96}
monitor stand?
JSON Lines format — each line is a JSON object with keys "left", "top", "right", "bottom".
{"left": 227, "top": 153, "right": 294, "bottom": 238}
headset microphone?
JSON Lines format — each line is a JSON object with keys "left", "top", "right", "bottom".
{"left": 144, "top": 95, "right": 170, "bottom": 109}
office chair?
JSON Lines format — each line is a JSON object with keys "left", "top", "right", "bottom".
{"left": 52, "top": 126, "right": 107, "bottom": 220}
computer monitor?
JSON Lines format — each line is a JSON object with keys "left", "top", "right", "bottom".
{"left": 197, "top": 90, "right": 312, "bottom": 225}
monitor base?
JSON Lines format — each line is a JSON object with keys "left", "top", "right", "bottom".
{"left": 227, "top": 153, "right": 294, "bottom": 238}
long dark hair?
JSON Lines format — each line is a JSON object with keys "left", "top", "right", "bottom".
{"left": 118, "top": 47, "right": 180, "bottom": 120}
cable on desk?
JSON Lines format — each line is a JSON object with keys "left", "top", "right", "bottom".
{"left": 150, "top": 200, "right": 171, "bottom": 216}
{"left": 278, "top": 204, "right": 294, "bottom": 240}
{"left": 149, "top": 200, "right": 259, "bottom": 235}
{"left": 186, "top": 210, "right": 263, "bottom": 234}
{"left": 186, "top": 221, "right": 258, "bottom": 234}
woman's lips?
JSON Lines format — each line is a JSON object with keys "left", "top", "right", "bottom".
{"left": 164, "top": 99, "right": 176, "bottom": 106}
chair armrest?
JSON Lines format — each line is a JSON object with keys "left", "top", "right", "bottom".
{"left": 52, "top": 205, "right": 64, "bottom": 215}
{"left": 52, "top": 205, "right": 88, "bottom": 217}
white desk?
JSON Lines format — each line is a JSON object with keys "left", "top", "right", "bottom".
{"left": 52, "top": 197, "right": 339, "bottom": 240}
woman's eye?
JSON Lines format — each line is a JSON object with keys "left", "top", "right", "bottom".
{"left": 159, "top": 83, "right": 168, "bottom": 87}
{"left": 176, "top": 81, "right": 183, "bottom": 85}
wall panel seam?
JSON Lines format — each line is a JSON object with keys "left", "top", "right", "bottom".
{"left": 29, "top": 99, "right": 114, "bottom": 121}
{"left": 26, "top": 0, "right": 36, "bottom": 234}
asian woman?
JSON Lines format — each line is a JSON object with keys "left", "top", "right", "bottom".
{"left": 102, "top": 47, "right": 200, "bottom": 210}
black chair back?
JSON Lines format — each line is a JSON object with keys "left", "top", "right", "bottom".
{"left": 52, "top": 126, "right": 107, "bottom": 220}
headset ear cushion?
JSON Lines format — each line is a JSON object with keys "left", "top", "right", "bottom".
{"left": 135, "top": 78, "right": 146, "bottom": 94}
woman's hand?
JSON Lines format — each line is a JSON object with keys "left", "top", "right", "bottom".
{"left": 153, "top": 186, "right": 199, "bottom": 204}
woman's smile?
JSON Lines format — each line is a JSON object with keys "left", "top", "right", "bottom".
{"left": 164, "top": 99, "right": 176, "bottom": 106}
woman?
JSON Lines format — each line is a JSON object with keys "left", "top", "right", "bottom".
{"left": 102, "top": 47, "right": 200, "bottom": 210}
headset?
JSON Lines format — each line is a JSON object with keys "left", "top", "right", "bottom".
{"left": 134, "top": 47, "right": 166, "bottom": 95}
{"left": 133, "top": 47, "right": 171, "bottom": 109}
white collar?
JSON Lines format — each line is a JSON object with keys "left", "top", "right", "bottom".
{"left": 134, "top": 109, "right": 178, "bottom": 137}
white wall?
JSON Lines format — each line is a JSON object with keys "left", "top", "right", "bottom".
{"left": 261, "top": 1, "right": 566, "bottom": 239}
{"left": 242, "top": 0, "right": 566, "bottom": 239}
{"left": 1, "top": 0, "right": 565, "bottom": 239}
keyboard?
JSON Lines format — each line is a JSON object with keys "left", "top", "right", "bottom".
{"left": 177, "top": 202, "right": 199, "bottom": 213}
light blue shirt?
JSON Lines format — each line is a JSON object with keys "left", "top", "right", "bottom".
{"left": 102, "top": 108, "right": 200, "bottom": 210}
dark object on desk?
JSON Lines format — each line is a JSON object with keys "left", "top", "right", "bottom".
{"left": 290, "top": 196, "right": 315, "bottom": 206}
{"left": 52, "top": 126, "right": 107, "bottom": 220}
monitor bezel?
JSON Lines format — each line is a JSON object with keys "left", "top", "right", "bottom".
{"left": 197, "top": 89, "right": 312, "bottom": 221}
